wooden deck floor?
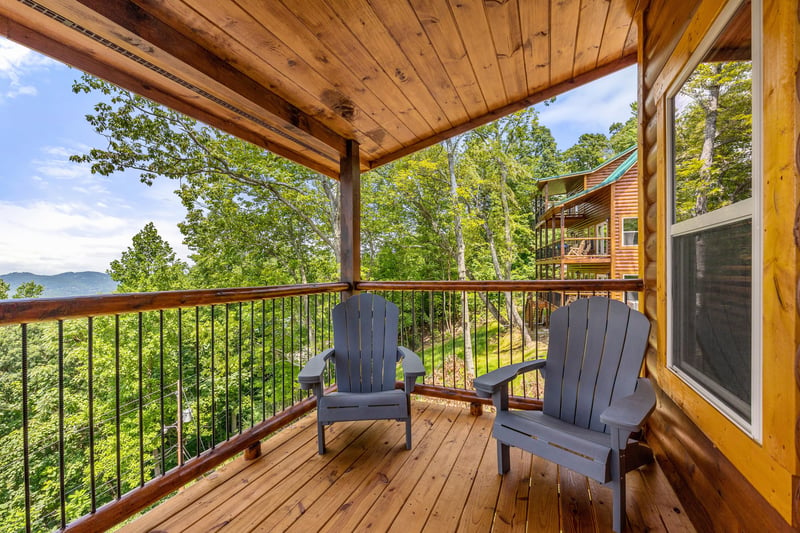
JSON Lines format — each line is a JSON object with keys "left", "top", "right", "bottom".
{"left": 121, "top": 400, "right": 695, "bottom": 532}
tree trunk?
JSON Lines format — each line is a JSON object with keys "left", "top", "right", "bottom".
{"left": 444, "top": 138, "right": 475, "bottom": 380}
{"left": 483, "top": 219, "right": 533, "bottom": 345}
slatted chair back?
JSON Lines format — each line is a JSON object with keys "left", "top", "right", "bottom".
{"left": 332, "top": 293, "right": 400, "bottom": 393}
{"left": 542, "top": 296, "right": 650, "bottom": 433}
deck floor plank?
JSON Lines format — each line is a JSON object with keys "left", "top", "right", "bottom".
{"left": 386, "top": 407, "right": 478, "bottom": 532}
{"left": 319, "top": 402, "right": 450, "bottom": 532}
{"left": 350, "top": 407, "right": 465, "bottom": 531}
{"left": 560, "top": 460, "right": 598, "bottom": 533}
{"left": 457, "top": 414, "right": 504, "bottom": 531}
{"left": 166, "top": 419, "right": 365, "bottom": 532}
{"left": 492, "top": 447, "right": 532, "bottom": 531}
{"left": 527, "top": 455, "right": 561, "bottom": 532}
{"left": 421, "top": 412, "right": 493, "bottom": 532}
{"left": 122, "top": 400, "right": 697, "bottom": 533}
{"left": 294, "top": 402, "right": 438, "bottom": 531}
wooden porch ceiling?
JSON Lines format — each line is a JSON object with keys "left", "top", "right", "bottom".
{"left": 120, "top": 400, "right": 695, "bottom": 532}
{"left": 0, "top": 0, "right": 638, "bottom": 178}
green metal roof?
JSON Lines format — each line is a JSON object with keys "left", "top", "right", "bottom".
{"left": 549, "top": 149, "right": 638, "bottom": 209}
{"left": 535, "top": 144, "right": 637, "bottom": 185}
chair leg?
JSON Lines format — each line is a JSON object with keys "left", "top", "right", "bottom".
{"left": 317, "top": 420, "right": 326, "bottom": 455}
{"left": 405, "top": 418, "right": 412, "bottom": 450}
{"left": 611, "top": 474, "right": 626, "bottom": 532}
{"left": 611, "top": 448, "right": 627, "bottom": 532}
{"left": 497, "top": 441, "right": 510, "bottom": 474}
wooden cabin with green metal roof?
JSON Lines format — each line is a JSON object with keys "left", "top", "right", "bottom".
{"left": 534, "top": 147, "right": 640, "bottom": 299}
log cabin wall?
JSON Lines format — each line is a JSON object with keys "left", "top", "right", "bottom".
{"left": 638, "top": 0, "right": 800, "bottom": 528}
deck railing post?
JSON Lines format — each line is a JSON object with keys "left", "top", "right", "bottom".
{"left": 340, "top": 139, "right": 361, "bottom": 299}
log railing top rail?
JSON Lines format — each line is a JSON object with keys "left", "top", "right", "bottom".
{"left": 0, "top": 282, "right": 349, "bottom": 326}
{"left": 355, "top": 279, "right": 644, "bottom": 292}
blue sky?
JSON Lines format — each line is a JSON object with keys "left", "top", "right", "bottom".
{"left": 0, "top": 37, "right": 636, "bottom": 275}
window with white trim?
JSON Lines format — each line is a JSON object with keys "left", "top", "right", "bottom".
{"left": 621, "top": 217, "right": 638, "bottom": 246}
{"left": 667, "top": 0, "right": 761, "bottom": 436}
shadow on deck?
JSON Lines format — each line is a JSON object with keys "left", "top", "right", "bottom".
{"left": 121, "top": 400, "right": 695, "bottom": 532}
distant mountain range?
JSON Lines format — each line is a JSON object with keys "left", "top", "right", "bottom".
{"left": 0, "top": 271, "right": 118, "bottom": 298}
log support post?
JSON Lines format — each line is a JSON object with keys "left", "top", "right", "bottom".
{"left": 340, "top": 139, "right": 361, "bottom": 299}
{"left": 470, "top": 402, "right": 483, "bottom": 416}
{"left": 244, "top": 441, "right": 261, "bottom": 461}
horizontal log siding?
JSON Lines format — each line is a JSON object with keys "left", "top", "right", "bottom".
{"left": 639, "top": 0, "right": 799, "bottom": 526}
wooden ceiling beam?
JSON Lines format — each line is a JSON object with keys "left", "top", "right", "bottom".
{"left": 0, "top": 13, "right": 340, "bottom": 179}
{"left": 70, "top": 0, "right": 348, "bottom": 156}
{"left": 367, "top": 53, "right": 638, "bottom": 170}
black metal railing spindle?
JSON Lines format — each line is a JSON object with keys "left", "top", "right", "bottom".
{"left": 114, "top": 314, "right": 122, "bottom": 497}
{"left": 88, "top": 317, "right": 96, "bottom": 512}
{"left": 57, "top": 320, "right": 66, "bottom": 529}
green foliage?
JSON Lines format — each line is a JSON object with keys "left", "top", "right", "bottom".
{"left": 673, "top": 61, "right": 752, "bottom": 221}
{"left": 109, "top": 223, "right": 188, "bottom": 292}
{"left": 0, "top": 279, "right": 8, "bottom": 300}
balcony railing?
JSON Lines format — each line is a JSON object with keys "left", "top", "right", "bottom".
{"left": 0, "top": 278, "right": 642, "bottom": 532}
{"left": 535, "top": 237, "right": 611, "bottom": 260}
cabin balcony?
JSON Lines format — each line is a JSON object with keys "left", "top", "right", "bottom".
{"left": 534, "top": 238, "right": 612, "bottom": 266}
{"left": 0, "top": 278, "right": 690, "bottom": 533}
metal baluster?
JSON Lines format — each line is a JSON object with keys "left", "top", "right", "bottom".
{"left": 58, "top": 321, "right": 66, "bottom": 529}
{"left": 177, "top": 309, "right": 183, "bottom": 466}
{"left": 210, "top": 305, "right": 216, "bottom": 448}
{"left": 21, "top": 324, "right": 32, "bottom": 533}
{"left": 138, "top": 313, "right": 144, "bottom": 486}
{"left": 250, "top": 301, "right": 255, "bottom": 429}
{"left": 237, "top": 302, "right": 242, "bottom": 435}
{"left": 159, "top": 310, "right": 165, "bottom": 474}
{"left": 291, "top": 296, "right": 295, "bottom": 405}
{"left": 88, "top": 317, "right": 96, "bottom": 510}
{"left": 261, "top": 299, "right": 267, "bottom": 422}
{"left": 115, "top": 314, "right": 121, "bottom": 497}
{"left": 225, "top": 304, "right": 230, "bottom": 440}
{"left": 195, "top": 307, "right": 201, "bottom": 458}
{"left": 281, "top": 298, "right": 286, "bottom": 411}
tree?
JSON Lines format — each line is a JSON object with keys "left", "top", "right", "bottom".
{"left": 562, "top": 133, "right": 612, "bottom": 172}
{"left": 72, "top": 75, "right": 338, "bottom": 289}
{"left": 12, "top": 281, "right": 44, "bottom": 299}
{"left": 0, "top": 280, "right": 8, "bottom": 300}
{"left": 609, "top": 102, "right": 638, "bottom": 153}
{"left": 673, "top": 61, "right": 751, "bottom": 221}
{"left": 108, "top": 222, "right": 188, "bottom": 292}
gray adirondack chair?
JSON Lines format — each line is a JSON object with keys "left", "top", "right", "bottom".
{"left": 298, "top": 293, "right": 425, "bottom": 455}
{"left": 474, "top": 296, "right": 655, "bottom": 533}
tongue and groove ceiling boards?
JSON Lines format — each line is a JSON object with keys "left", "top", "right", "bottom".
{"left": 0, "top": 0, "right": 639, "bottom": 178}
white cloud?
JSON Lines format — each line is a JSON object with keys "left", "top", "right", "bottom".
{"left": 537, "top": 66, "right": 638, "bottom": 148}
{"left": 0, "top": 38, "right": 57, "bottom": 102}
{"left": 0, "top": 200, "right": 189, "bottom": 275}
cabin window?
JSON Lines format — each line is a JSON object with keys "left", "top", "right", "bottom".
{"left": 667, "top": 0, "right": 760, "bottom": 436}
{"left": 621, "top": 217, "right": 638, "bottom": 246}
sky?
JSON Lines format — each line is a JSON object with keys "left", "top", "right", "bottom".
{"left": 0, "top": 37, "right": 637, "bottom": 276}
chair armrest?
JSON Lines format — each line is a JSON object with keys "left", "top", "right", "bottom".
{"left": 297, "top": 348, "right": 335, "bottom": 390}
{"left": 600, "top": 378, "right": 656, "bottom": 433}
{"left": 399, "top": 346, "right": 425, "bottom": 393}
{"left": 473, "top": 359, "right": 547, "bottom": 398}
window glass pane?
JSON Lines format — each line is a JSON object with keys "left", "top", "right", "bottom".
{"left": 622, "top": 218, "right": 638, "bottom": 245}
{"left": 672, "top": 219, "right": 751, "bottom": 421}
{"left": 672, "top": 2, "right": 752, "bottom": 224}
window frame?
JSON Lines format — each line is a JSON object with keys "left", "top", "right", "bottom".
{"left": 621, "top": 217, "right": 638, "bottom": 247}
{"left": 665, "top": 0, "right": 762, "bottom": 440}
